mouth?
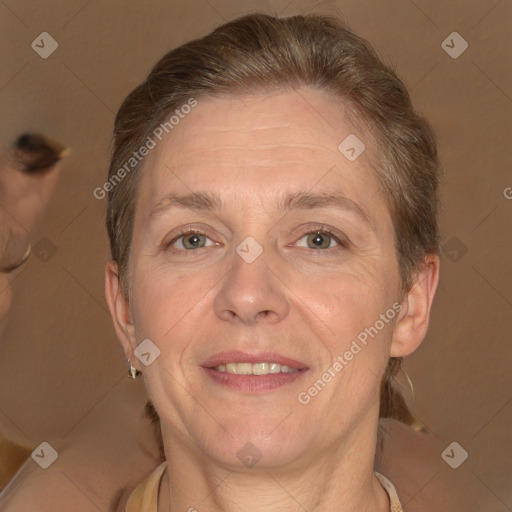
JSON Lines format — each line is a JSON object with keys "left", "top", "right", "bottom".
{"left": 201, "top": 351, "right": 309, "bottom": 393}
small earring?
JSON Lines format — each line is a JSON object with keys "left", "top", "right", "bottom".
{"left": 127, "top": 360, "right": 141, "bottom": 379}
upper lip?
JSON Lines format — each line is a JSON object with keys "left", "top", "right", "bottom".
{"left": 201, "top": 351, "right": 309, "bottom": 370}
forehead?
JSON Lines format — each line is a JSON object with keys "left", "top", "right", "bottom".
{"left": 136, "top": 88, "right": 389, "bottom": 225}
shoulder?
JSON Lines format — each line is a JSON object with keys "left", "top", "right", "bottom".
{"left": 0, "top": 459, "right": 99, "bottom": 512}
{"left": 376, "top": 418, "right": 493, "bottom": 512}
{"left": 0, "top": 396, "right": 164, "bottom": 512}
{"left": 0, "top": 445, "right": 162, "bottom": 512}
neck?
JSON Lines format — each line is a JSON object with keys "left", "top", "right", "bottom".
{"left": 158, "top": 412, "right": 390, "bottom": 512}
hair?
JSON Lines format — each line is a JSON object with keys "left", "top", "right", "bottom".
{"left": 106, "top": 13, "right": 441, "bottom": 427}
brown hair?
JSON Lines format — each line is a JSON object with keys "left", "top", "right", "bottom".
{"left": 106, "top": 13, "right": 440, "bottom": 426}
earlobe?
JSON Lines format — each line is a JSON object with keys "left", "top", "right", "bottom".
{"left": 104, "top": 261, "right": 139, "bottom": 365}
{"left": 390, "top": 255, "right": 440, "bottom": 357}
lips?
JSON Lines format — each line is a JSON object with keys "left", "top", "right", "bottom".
{"left": 201, "top": 350, "right": 309, "bottom": 393}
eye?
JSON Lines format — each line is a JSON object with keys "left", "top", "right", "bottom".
{"left": 294, "top": 227, "right": 348, "bottom": 251}
{"left": 297, "top": 232, "right": 337, "bottom": 250}
{"left": 167, "top": 229, "right": 216, "bottom": 251}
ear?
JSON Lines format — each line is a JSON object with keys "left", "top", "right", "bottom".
{"left": 104, "top": 261, "right": 140, "bottom": 369}
{"left": 390, "top": 254, "right": 440, "bottom": 357}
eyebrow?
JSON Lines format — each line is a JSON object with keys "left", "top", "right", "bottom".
{"left": 149, "top": 190, "right": 371, "bottom": 226}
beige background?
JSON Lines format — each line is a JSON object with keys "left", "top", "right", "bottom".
{"left": 0, "top": 0, "right": 510, "bottom": 509}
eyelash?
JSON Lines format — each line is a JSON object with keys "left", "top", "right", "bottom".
{"left": 165, "top": 225, "right": 349, "bottom": 254}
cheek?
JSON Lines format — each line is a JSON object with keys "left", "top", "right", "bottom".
{"left": 306, "top": 275, "right": 395, "bottom": 401}
{"left": 293, "top": 260, "right": 397, "bottom": 396}
{"left": 130, "top": 261, "right": 212, "bottom": 343}
{"left": 305, "top": 265, "right": 390, "bottom": 334}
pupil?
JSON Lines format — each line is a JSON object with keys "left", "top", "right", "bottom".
{"left": 311, "top": 233, "right": 326, "bottom": 248}
{"left": 188, "top": 234, "right": 201, "bottom": 247}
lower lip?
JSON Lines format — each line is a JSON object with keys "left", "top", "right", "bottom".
{"left": 202, "top": 367, "right": 307, "bottom": 393}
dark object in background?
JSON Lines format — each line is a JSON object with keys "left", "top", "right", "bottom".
{"left": 0, "top": 133, "right": 69, "bottom": 272}
{"left": 13, "top": 133, "right": 70, "bottom": 174}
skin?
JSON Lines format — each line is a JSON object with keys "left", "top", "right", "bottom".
{"left": 0, "top": 96, "right": 489, "bottom": 512}
{"left": 0, "top": 419, "right": 491, "bottom": 511}
{"left": 0, "top": 378, "right": 164, "bottom": 512}
{"left": 105, "top": 88, "right": 439, "bottom": 512}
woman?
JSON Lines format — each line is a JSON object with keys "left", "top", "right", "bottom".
{"left": 104, "top": 13, "right": 440, "bottom": 511}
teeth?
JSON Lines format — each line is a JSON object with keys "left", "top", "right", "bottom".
{"left": 225, "top": 363, "right": 238, "bottom": 374}
{"left": 215, "top": 362, "right": 299, "bottom": 375}
{"left": 238, "top": 363, "right": 252, "bottom": 375}
{"left": 253, "top": 362, "right": 269, "bottom": 375}
{"left": 269, "top": 363, "right": 280, "bottom": 374}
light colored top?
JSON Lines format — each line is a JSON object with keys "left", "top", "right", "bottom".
{"left": 375, "top": 471, "right": 404, "bottom": 512}
{"left": 125, "top": 462, "right": 403, "bottom": 512}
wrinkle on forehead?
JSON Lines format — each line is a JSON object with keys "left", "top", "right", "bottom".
{"left": 147, "top": 92, "right": 367, "bottom": 181}
{"left": 136, "top": 88, "right": 387, "bottom": 231}
{"left": 158, "top": 87, "right": 358, "bottom": 153}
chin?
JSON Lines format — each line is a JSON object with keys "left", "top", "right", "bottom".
{"left": 201, "top": 423, "right": 313, "bottom": 471}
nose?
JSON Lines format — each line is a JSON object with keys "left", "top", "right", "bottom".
{"left": 213, "top": 244, "right": 290, "bottom": 325}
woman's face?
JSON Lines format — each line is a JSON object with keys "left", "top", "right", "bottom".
{"left": 118, "top": 88, "right": 406, "bottom": 469}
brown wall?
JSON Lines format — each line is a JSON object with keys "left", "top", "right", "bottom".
{"left": 0, "top": 0, "right": 510, "bottom": 508}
